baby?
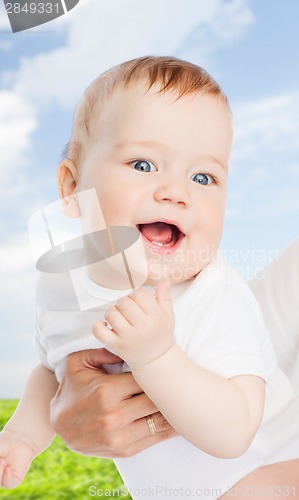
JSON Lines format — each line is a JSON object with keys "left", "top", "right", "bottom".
{"left": 1, "top": 56, "right": 299, "bottom": 498}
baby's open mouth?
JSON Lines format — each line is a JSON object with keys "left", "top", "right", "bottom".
{"left": 137, "top": 221, "right": 185, "bottom": 249}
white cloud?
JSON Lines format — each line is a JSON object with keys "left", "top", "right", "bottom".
{"left": 228, "top": 91, "right": 299, "bottom": 217}
{"left": 0, "top": 234, "right": 39, "bottom": 399}
{"left": 0, "top": 40, "right": 13, "bottom": 51}
{"left": 0, "top": 90, "right": 37, "bottom": 184}
{"left": 210, "top": 0, "right": 254, "bottom": 43}
{"left": 0, "top": 235, "right": 36, "bottom": 308}
{"left": 0, "top": 2, "right": 10, "bottom": 31}
{"left": 6, "top": 0, "right": 254, "bottom": 109}
{"left": 174, "top": 0, "right": 254, "bottom": 69}
{"left": 232, "top": 92, "right": 299, "bottom": 161}
{"left": 0, "top": 362, "right": 36, "bottom": 398}
{"left": 187, "top": 0, "right": 254, "bottom": 50}
{"left": 0, "top": 236, "right": 33, "bottom": 272}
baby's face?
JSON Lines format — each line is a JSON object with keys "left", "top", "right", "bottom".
{"left": 77, "top": 83, "right": 233, "bottom": 285}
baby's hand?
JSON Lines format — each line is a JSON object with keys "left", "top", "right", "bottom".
{"left": 92, "top": 280, "right": 175, "bottom": 370}
{"left": 0, "top": 429, "right": 37, "bottom": 489}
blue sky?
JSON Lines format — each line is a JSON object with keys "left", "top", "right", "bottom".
{"left": 0, "top": 0, "right": 298, "bottom": 397}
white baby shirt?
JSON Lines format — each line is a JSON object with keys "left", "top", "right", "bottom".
{"left": 34, "top": 252, "right": 299, "bottom": 499}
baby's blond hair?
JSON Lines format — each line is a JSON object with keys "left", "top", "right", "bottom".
{"left": 64, "top": 55, "right": 228, "bottom": 166}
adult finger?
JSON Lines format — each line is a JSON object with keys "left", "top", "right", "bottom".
{"left": 121, "top": 425, "right": 178, "bottom": 458}
{"left": 126, "top": 410, "right": 173, "bottom": 443}
{"left": 118, "top": 391, "right": 159, "bottom": 425}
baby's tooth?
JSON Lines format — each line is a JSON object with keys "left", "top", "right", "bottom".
{"left": 152, "top": 240, "right": 164, "bottom": 247}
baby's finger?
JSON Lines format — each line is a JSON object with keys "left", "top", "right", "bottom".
{"left": 1, "top": 465, "right": 23, "bottom": 490}
{"left": 115, "top": 296, "right": 144, "bottom": 325}
{"left": 92, "top": 320, "right": 120, "bottom": 351}
{"left": 0, "top": 457, "right": 5, "bottom": 486}
{"left": 127, "top": 287, "right": 157, "bottom": 314}
{"left": 105, "top": 306, "right": 131, "bottom": 335}
{"left": 155, "top": 280, "right": 173, "bottom": 313}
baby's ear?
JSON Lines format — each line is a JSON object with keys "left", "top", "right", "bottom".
{"left": 57, "top": 158, "right": 81, "bottom": 218}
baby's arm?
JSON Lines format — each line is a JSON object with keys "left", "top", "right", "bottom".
{"left": 133, "top": 346, "right": 265, "bottom": 458}
{"left": 93, "top": 282, "right": 265, "bottom": 459}
{"left": 0, "top": 364, "right": 58, "bottom": 489}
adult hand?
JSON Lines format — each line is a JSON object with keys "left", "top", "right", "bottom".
{"left": 50, "top": 348, "right": 176, "bottom": 458}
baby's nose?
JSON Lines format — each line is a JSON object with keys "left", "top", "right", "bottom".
{"left": 154, "top": 180, "right": 190, "bottom": 207}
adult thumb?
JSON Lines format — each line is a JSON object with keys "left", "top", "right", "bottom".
{"left": 67, "top": 348, "right": 122, "bottom": 372}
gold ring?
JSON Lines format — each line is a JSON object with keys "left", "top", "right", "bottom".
{"left": 146, "top": 415, "right": 157, "bottom": 435}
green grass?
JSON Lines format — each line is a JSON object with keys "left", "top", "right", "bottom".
{"left": 0, "top": 400, "right": 131, "bottom": 499}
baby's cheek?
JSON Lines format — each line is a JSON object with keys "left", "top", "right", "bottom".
{"left": 207, "top": 201, "right": 225, "bottom": 238}
{"left": 97, "top": 190, "right": 125, "bottom": 225}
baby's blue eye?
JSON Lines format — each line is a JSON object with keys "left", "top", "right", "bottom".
{"left": 191, "top": 173, "right": 213, "bottom": 185}
{"left": 132, "top": 160, "right": 156, "bottom": 172}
